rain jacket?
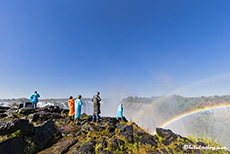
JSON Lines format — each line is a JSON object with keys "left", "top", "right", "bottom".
{"left": 75, "top": 99, "right": 82, "bottom": 119}
{"left": 92, "top": 95, "right": 101, "bottom": 115}
{"left": 30, "top": 93, "right": 40, "bottom": 104}
{"left": 68, "top": 99, "right": 75, "bottom": 116}
{"left": 117, "top": 105, "right": 123, "bottom": 118}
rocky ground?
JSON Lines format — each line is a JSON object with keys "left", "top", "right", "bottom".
{"left": 0, "top": 105, "right": 229, "bottom": 154}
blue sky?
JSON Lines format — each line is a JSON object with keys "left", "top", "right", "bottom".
{"left": 0, "top": 0, "right": 230, "bottom": 99}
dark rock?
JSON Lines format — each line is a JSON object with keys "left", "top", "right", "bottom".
{"left": 120, "top": 125, "right": 133, "bottom": 132}
{"left": 108, "top": 132, "right": 115, "bottom": 138}
{"left": 36, "top": 105, "right": 62, "bottom": 113}
{"left": 38, "top": 139, "right": 77, "bottom": 154}
{"left": 59, "top": 125, "right": 81, "bottom": 136}
{"left": 95, "top": 125, "right": 106, "bottom": 131}
{"left": 137, "top": 131, "right": 157, "bottom": 142}
{"left": 156, "top": 128, "right": 194, "bottom": 146}
{"left": 115, "top": 124, "right": 124, "bottom": 129}
{"left": 122, "top": 116, "right": 128, "bottom": 122}
{"left": 160, "top": 149, "right": 169, "bottom": 154}
{"left": 101, "top": 140, "right": 108, "bottom": 148}
{"left": 7, "top": 112, "right": 19, "bottom": 119}
{"left": 0, "top": 106, "right": 10, "bottom": 110}
{"left": 137, "top": 131, "right": 157, "bottom": 147}
{"left": 140, "top": 138, "right": 157, "bottom": 147}
{"left": 78, "top": 141, "right": 97, "bottom": 154}
{"left": 197, "top": 141, "right": 207, "bottom": 146}
{"left": 34, "top": 120, "right": 56, "bottom": 149}
{"left": 29, "top": 112, "right": 62, "bottom": 122}
{"left": 80, "top": 114, "right": 93, "bottom": 122}
{"left": 109, "top": 138, "right": 125, "bottom": 151}
{"left": 75, "top": 130, "right": 81, "bottom": 136}
{"left": 0, "top": 119, "right": 34, "bottom": 135}
{"left": 82, "top": 122, "right": 96, "bottom": 132}
{"left": 0, "top": 109, "right": 6, "bottom": 113}
{"left": 66, "top": 142, "right": 83, "bottom": 154}
{"left": 0, "top": 113, "right": 7, "bottom": 119}
{"left": 19, "top": 103, "right": 24, "bottom": 109}
{"left": 107, "top": 126, "right": 115, "bottom": 133}
{"left": 119, "top": 125, "right": 134, "bottom": 143}
{"left": 102, "top": 117, "right": 119, "bottom": 125}
{"left": 156, "top": 128, "right": 175, "bottom": 139}
{"left": 18, "top": 108, "right": 36, "bottom": 115}
{"left": 102, "top": 150, "right": 113, "bottom": 154}
{"left": 97, "top": 147, "right": 104, "bottom": 153}
{"left": 61, "top": 109, "right": 69, "bottom": 117}
{"left": 0, "top": 137, "right": 26, "bottom": 154}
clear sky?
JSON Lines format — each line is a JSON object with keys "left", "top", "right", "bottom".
{"left": 0, "top": 0, "right": 230, "bottom": 99}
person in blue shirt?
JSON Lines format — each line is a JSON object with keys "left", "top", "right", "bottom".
{"left": 75, "top": 95, "right": 83, "bottom": 124}
{"left": 117, "top": 103, "right": 123, "bottom": 121}
{"left": 30, "top": 91, "right": 40, "bottom": 109}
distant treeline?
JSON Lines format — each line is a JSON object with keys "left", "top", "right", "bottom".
{"left": 122, "top": 95, "right": 230, "bottom": 106}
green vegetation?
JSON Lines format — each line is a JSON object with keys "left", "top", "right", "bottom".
{"left": 12, "top": 130, "right": 22, "bottom": 137}
{"left": 24, "top": 139, "right": 38, "bottom": 154}
{"left": 122, "top": 95, "right": 230, "bottom": 149}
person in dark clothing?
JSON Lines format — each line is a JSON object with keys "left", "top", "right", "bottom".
{"left": 92, "top": 92, "right": 101, "bottom": 122}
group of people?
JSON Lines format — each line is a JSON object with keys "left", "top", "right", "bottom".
{"left": 30, "top": 91, "right": 124, "bottom": 124}
{"left": 68, "top": 92, "right": 102, "bottom": 124}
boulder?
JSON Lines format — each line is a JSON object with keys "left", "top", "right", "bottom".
{"left": 119, "top": 125, "right": 134, "bottom": 143}
{"left": 107, "top": 126, "right": 115, "bottom": 133}
{"left": 17, "top": 108, "right": 36, "bottom": 115}
{"left": 156, "top": 128, "right": 194, "bottom": 146}
{"left": 38, "top": 139, "right": 77, "bottom": 154}
{"left": 137, "top": 131, "right": 157, "bottom": 145}
{"left": 0, "top": 113, "right": 7, "bottom": 119}
{"left": 0, "top": 106, "right": 10, "bottom": 110}
{"left": 78, "top": 141, "right": 97, "bottom": 154}
{"left": 0, "top": 119, "right": 34, "bottom": 136}
{"left": 0, "top": 137, "right": 26, "bottom": 154}
{"left": 34, "top": 120, "right": 56, "bottom": 148}
{"left": 95, "top": 125, "right": 106, "bottom": 131}
{"left": 68, "top": 141, "right": 83, "bottom": 152}
{"left": 140, "top": 138, "right": 157, "bottom": 147}
{"left": 0, "top": 109, "right": 6, "bottom": 113}
{"left": 82, "top": 122, "right": 96, "bottom": 132}
{"left": 59, "top": 125, "right": 81, "bottom": 136}
{"left": 103, "top": 117, "right": 119, "bottom": 125}
{"left": 29, "top": 112, "right": 62, "bottom": 122}
{"left": 197, "top": 141, "right": 207, "bottom": 146}
{"left": 109, "top": 138, "right": 125, "bottom": 151}
{"left": 101, "top": 140, "right": 108, "bottom": 148}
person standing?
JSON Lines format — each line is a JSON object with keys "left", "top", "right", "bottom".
{"left": 30, "top": 91, "right": 40, "bottom": 109}
{"left": 68, "top": 96, "right": 75, "bottom": 121}
{"left": 75, "top": 95, "right": 83, "bottom": 124}
{"left": 117, "top": 103, "right": 123, "bottom": 121}
{"left": 92, "top": 92, "right": 101, "bottom": 122}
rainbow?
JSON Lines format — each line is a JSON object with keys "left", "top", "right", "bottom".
{"left": 133, "top": 74, "right": 230, "bottom": 121}
{"left": 152, "top": 103, "right": 230, "bottom": 134}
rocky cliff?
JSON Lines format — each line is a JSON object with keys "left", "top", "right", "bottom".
{"left": 0, "top": 105, "right": 229, "bottom": 154}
